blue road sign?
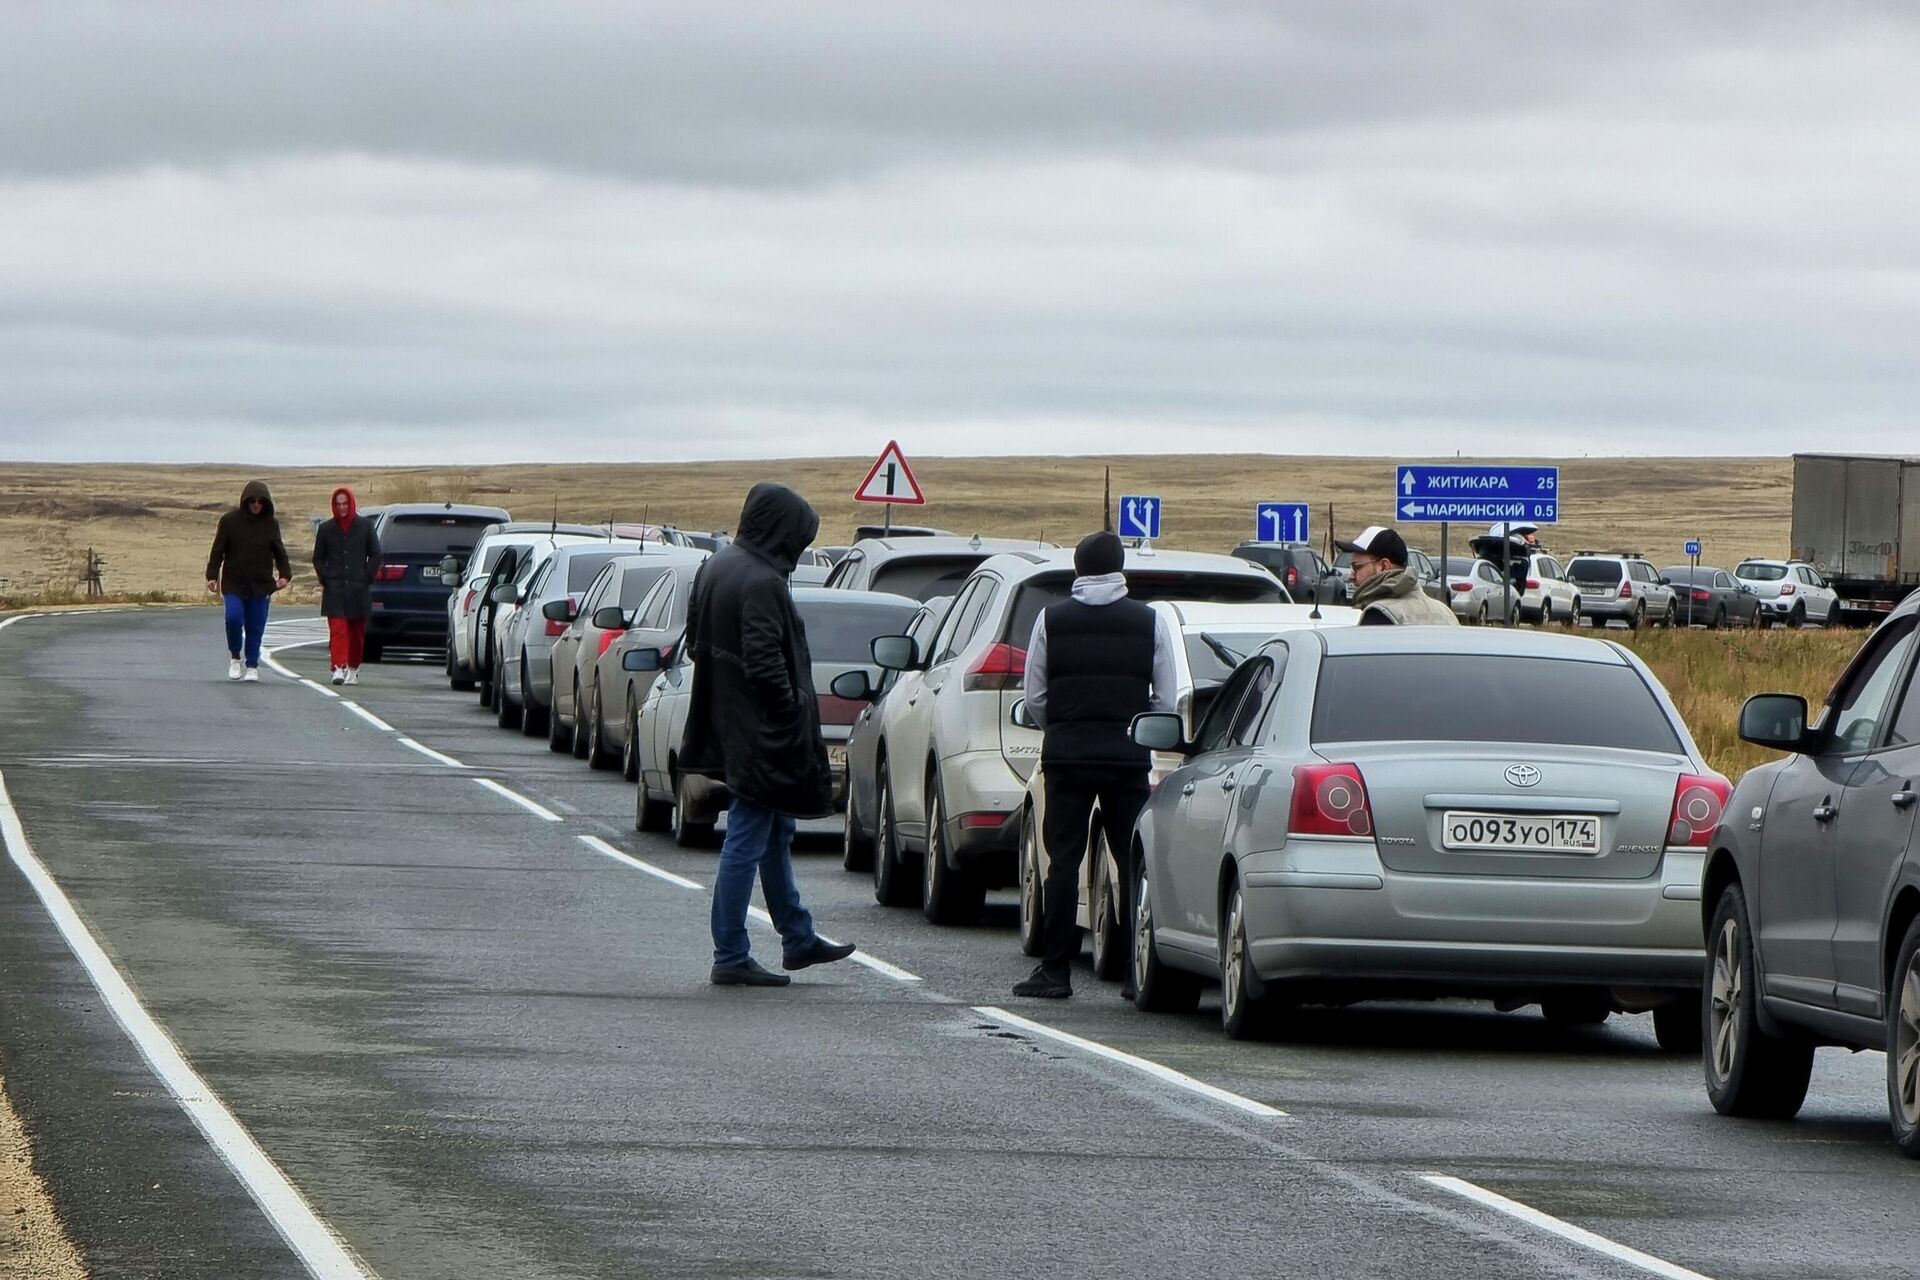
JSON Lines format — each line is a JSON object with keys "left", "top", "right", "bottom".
{"left": 1256, "top": 502, "right": 1309, "bottom": 543}
{"left": 1117, "top": 495, "right": 1162, "bottom": 540}
{"left": 1685, "top": 540, "right": 1702, "bottom": 557}
{"left": 1394, "top": 465, "right": 1559, "bottom": 524}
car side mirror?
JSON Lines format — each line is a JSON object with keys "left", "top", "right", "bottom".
{"left": 1130, "top": 712, "right": 1188, "bottom": 753}
{"left": 489, "top": 582, "right": 519, "bottom": 604}
{"left": 591, "top": 606, "right": 626, "bottom": 630}
{"left": 1658, "top": 576, "right": 1672, "bottom": 586}
{"left": 829, "top": 669, "right": 874, "bottom": 701}
{"left": 438, "top": 555, "right": 460, "bottom": 575}
{"left": 1009, "top": 698, "right": 1037, "bottom": 730}
{"left": 622, "top": 647, "right": 664, "bottom": 672}
{"left": 872, "top": 634, "right": 919, "bottom": 671}
{"left": 541, "top": 599, "right": 576, "bottom": 623}
{"left": 1739, "top": 693, "right": 1810, "bottom": 752}
{"left": 440, "top": 570, "right": 462, "bottom": 587}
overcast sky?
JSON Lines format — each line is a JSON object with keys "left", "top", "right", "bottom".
{"left": 3, "top": 1, "right": 1916, "bottom": 464}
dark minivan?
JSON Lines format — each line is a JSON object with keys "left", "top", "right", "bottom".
{"left": 367, "top": 503, "right": 510, "bottom": 660}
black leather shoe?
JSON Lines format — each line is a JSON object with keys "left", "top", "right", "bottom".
{"left": 783, "top": 938, "right": 857, "bottom": 971}
{"left": 1012, "top": 967, "right": 1071, "bottom": 999}
{"left": 710, "top": 958, "right": 792, "bottom": 987}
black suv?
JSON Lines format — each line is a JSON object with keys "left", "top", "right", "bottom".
{"left": 1708, "top": 592, "right": 1920, "bottom": 1155}
{"left": 367, "top": 503, "right": 510, "bottom": 660}
{"left": 1228, "top": 540, "right": 1341, "bottom": 604}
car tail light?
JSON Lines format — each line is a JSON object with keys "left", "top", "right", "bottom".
{"left": 1668, "top": 773, "right": 1732, "bottom": 847}
{"left": 1691, "top": 589, "right": 1712, "bottom": 602}
{"left": 1449, "top": 581, "right": 1472, "bottom": 593}
{"left": 1618, "top": 580, "right": 1633, "bottom": 598}
{"left": 1526, "top": 578, "right": 1541, "bottom": 591}
{"left": 544, "top": 595, "right": 577, "bottom": 638}
{"left": 816, "top": 694, "right": 863, "bottom": 726}
{"left": 1289, "top": 764, "right": 1374, "bottom": 838}
{"left": 1780, "top": 583, "right": 1796, "bottom": 596}
{"left": 374, "top": 563, "right": 408, "bottom": 582}
{"left": 958, "top": 811, "right": 1009, "bottom": 830}
{"left": 596, "top": 628, "right": 625, "bottom": 658}
{"left": 964, "top": 643, "right": 1025, "bottom": 691}
{"left": 462, "top": 588, "right": 478, "bottom": 613}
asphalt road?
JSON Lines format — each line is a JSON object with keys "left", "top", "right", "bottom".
{"left": 1, "top": 607, "right": 1915, "bottom": 1280}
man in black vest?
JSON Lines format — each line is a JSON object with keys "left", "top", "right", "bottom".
{"left": 1013, "top": 531, "right": 1177, "bottom": 999}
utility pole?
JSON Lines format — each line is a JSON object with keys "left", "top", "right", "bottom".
{"left": 82, "top": 547, "right": 106, "bottom": 598}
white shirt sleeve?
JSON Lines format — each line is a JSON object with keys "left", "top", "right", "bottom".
{"left": 1024, "top": 611, "right": 1050, "bottom": 729}
{"left": 1148, "top": 609, "right": 1178, "bottom": 716}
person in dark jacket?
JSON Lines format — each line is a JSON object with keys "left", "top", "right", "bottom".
{"left": 681, "top": 482, "right": 857, "bottom": 987}
{"left": 1013, "top": 530, "right": 1177, "bottom": 1000}
{"left": 312, "top": 486, "right": 381, "bottom": 685}
{"left": 204, "top": 479, "right": 292, "bottom": 682}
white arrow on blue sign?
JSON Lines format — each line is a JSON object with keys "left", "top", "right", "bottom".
{"left": 1117, "top": 495, "right": 1162, "bottom": 540}
{"left": 1395, "top": 465, "right": 1559, "bottom": 524}
{"left": 1256, "top": 502, "right": 1309, "bottom": 543}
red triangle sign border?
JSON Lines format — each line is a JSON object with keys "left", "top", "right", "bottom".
{"left": 854, "top": 440, "right": 927, "bottom": 505}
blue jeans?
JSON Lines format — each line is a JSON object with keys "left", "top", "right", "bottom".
{"left": 223, "top": 594, "right": 270, "bottom": 667}
{"left": 711, "top": 794, "right": 818, "bottom": 968}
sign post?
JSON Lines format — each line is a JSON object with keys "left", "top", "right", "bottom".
{"left": 1256, "top": 502, "right": 1309, "bottom": 544}
{"left": 855, "top": 440, "right": 926, "bottom": 534}
{"left": 1685, "top": 539, "right": 1702, "bottom": 627}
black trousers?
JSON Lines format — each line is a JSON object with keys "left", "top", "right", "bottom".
{"left": 1040, "top": 765, "right": 1151, "bottom": 978}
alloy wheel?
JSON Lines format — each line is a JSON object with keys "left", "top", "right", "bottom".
{"left": 623, "top": 692, "right": 639, "bottom": 781}
{"left": 1132, "top": 870, "right": 1153, "bottom": 991}
{"left": 1897, "top": 953, "right": 1920, "bottom": 1129}
{"left": 1018, "top": 815, "right": 1043, "bottom": 955}
{"left": 1223, "top": 890, "right": 1247, "bottom": 1025}
{"left": 1709, "top": 914, "right": 1743, "bottom": 1086}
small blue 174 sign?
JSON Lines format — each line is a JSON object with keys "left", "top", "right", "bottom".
{"left": 1257, "top": 502, "right": 1309, "bottom": 543}
{"left": 1117, "top": 495, "right": 1162, "bottom": 540}
{"left": 1685, "top": 540, "right": 1702, "bottom": 557}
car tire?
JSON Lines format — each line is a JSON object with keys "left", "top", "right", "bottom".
{"left": 546, "top": 678, "right": 571, "bottom": 750}
{"left": 1886, "top": 915, "right": 1920, "bottom": 1157}
{"left": 363, "top": 639, "right": 385, "bottom": 664}
{"left": 522, "top": 659, "right": 549, "bottom": 738}
{"left": 1541, "top": 992, "right": 1611, "bottom": 1027}
{"left": 1789, "top": 603, "right": 1806, "bottom": 630}
{"left": 1653, "top": 996, "right": 1704, "bottom": 1055}
{"left": 1627, "top": 604, "right": 1643, "bottom": 631}
{"left": 921, "top": 773, "right": 985, "bottom": 926}
{"left": 1713, "top": 606, "right": 1727, "bottom": 631}
{"left": 672, "top": 772, "right": 716, "bottom": 849}
{"left": 1220, "top": 881, "right": 1275, "bottom": 1041}
{"left": 1475, "top": 602, "right": 1489, "bottom": 627}
{"left": 1089, "top": 830, "right": 1127, "bottom": 981}
{"left": 494, "top": 657, "right": 521, "bottom": 731}
{"left": 872, "top": 763, "right": 919, "bottom": 907}
{"left": 841, "top": 785, "right": 874, "bottom": 873}
{"left": 585, "top": 680, "right": 616, "bottom": 770}
{"left": 1567, "top": 599, "right": 1582, "bottom": 629}
{"left": 1131, "top": 851, "right": 1200, "bottom": 1013}
{"left": 1706, "top": 882, "right": 1814, "bottom": 1119}
{"left": 446, "top": 643, "right": 475, "bottom": 692}
{"left": 1752, "top": 607, "right": 1767, "bottom": 630}
{"left": 621, "top": 689, "right": 641, "bottom": 783}
{"left": 569, "top": 678, "right": 591, "bottom": 758}
{"left": 1017, "top": 806, "right": 1044, "bottom": 958}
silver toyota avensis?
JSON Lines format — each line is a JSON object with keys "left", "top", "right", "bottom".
{"left": 1128, "top": 626, "right": 1727, "bottom": 1045}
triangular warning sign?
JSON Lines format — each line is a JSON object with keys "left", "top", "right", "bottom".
{"left": 854, "top": 440, "right": 926, "bottom": 505}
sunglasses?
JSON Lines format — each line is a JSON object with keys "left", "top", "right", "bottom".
{"left": 247, "top": 498, "right": 265, "bottom": 506}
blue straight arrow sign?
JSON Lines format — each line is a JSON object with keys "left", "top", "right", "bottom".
{"left": 1256, "top": 502, "right": 1309, "bottom": 543}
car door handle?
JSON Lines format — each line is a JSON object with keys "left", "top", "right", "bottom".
{"left": 1180, "top": 783, "right": 1196, "bottom": 798}
{"left": 1812, "top": 802, "right": 1837, "bottom": 823}
{"left": 1219, "top": 777, "right": 1237, "bottom": 793}
{"left": 1895, "top": 790, "right": 1917, "bottom": 809}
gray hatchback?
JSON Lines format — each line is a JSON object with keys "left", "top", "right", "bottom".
{"left": 1128, "top": 627, "right": 1721, "bottom": 1045}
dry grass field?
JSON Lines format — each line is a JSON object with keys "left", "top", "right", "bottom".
{"left": 0, "top": 454, "right": 1788, "bottom": 601}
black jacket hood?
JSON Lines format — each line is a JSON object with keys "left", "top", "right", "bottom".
{"left": 735, "top": 483, "right": 818, "bottom": 576}
{"left": 239, "top": 479, "right": 276, "bottom": 517}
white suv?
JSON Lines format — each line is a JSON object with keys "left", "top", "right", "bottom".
{"left": 1734, "top": 559, "right": 1839, "bottom": 628}
{"left": 866, "top": 548, "right": 1285, "bottom": 925}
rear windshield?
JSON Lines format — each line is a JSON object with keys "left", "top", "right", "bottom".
{"left": 1005, "top": 572, "right": 1283, "bottom": 648}
{"left": 1661, "top": 567, "right": 1707, "bottom": 584}
{"left": 1232, "top": 546, "right": 1290, "bottom": 571}
{"left": 619, "top": 564, "right": 675, "bottom": 610}
{"left": 1736, "top": 562, "right": 1787, "bottom": 581}
{"left": 1443, "top": 558, "right": 1479, "bottom": 576}
{"left": 379, "top": 515, "right": 501, "bottom": 556}
{"left": 1568, "top": 560, "right": 1625, "bottom": 584}
{"left": 797, "top": 599, "right": 919, "bottom": 663}
{"left": 1311, "top": 654, "right": 1684, "bottom": 753}
{"left": 565, "top": 551, "right": 630, "bottom": 591}
{"left": 870, "top": 556, "right": 986, "bottom": 601}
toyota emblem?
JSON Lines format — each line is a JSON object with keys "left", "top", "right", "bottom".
{"left": 1505, "top": 764, "right": 1542, "bottom": 788}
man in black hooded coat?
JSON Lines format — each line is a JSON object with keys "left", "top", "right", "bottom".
{"left": 681, "top": 483, "right": 857, "bottom": 986}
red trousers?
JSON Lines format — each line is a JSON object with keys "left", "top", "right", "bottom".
{"left": 328, "top": 616, "right": 367, "bottom": 668}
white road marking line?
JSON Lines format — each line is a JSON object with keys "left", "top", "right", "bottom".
{"left": 301, "top": 680, "right": 342, "bottom": 700}
{"left": 339, "top": 701, "right": 394, "bottom": 732}
{"left": 397, "top": 738, "right": 467, "bottom": 769}
{"left": 0, "top": 613, "right": 39, "bottom": 631}
{"left": 473, "top": 777, "right": 563, "bottom": 823}
{"left": 576, "top": 835, "right": 703, "bottom": 890}
{"left": 0, "top": 773, "right": 377, "bottom": 1280}
{"left": 1420, "top": 1175, "right": 1714, "bottom": 1280}
{"left": 836, "top": 946, "right": 921, "bottom": 983}
{"left": 971, "top": 1005, "right": 1287, "bottom": 1119}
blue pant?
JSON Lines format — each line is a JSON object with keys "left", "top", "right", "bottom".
{"left": 711, "top": 794, "right": 818, "bottom": 967}
{"left": 223, "top": 594, "right": 270, "bottom": 668}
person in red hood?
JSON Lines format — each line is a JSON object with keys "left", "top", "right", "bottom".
{"left": 312, "top": 487, "right": 381, "bottom": 685}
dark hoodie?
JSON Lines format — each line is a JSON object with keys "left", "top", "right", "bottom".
{"left": 312, "top": 486, "right": 381, "bottom": 619}
{"left": 678, "top": 483, "right": 831, "bottom": 817}
{"left": 206, "top": 480, "right": 292, "bottom": 598}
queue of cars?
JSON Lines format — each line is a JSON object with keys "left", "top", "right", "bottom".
{"left": 371, "top": 502, "right": 1911, "bottom": 1155}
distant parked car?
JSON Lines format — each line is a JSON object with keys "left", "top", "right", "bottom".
{"left": 609, "top": 523, "right": 695, "bottom": 548}
{"left": 1333, "top": 547, "right": 1443, "bottom": 603}
{"left": 1443, "top": 557, "right": 1516, "bottom": 625}
{"left": 1710, "top": 599, "right": 1920, "bottom": 1155}
{"left": 630, "top": 589, "right": 920, "bottom": 846}
{"left": 445, "top": 523, "right": 605, "bottom": 692}
{"left": 1733, "top": 559, "right": 1840, "bottom": 629}
{"left": 1661, "top": 566, "right": 1765, "bottom": 629}
{"left": 791, "top": 547, "right": 836, "bottom": 586}
{"left": 1229, "top": 541, "right": 1333, "bottom": 603}
{"left": 1565, "top": 553, "right": 1680, "bottom": 630}
{"left": 603, "top": 561, "right": 713, "bottom": 783}
{"left": 366, "top": 503, "right": 510, "bottom": 660}
{"left": 490, "top": 541, "right": 646, "bottom": 735}
{"left": 853, "top": 524, "right": 954, "bottom": 541}
{"left": 682, "top": 531, "right": 732, "bottom": 554}
{"left": 823, "top": 536, "right": 1053, "bottom": 601}
{"left": 1128, "top": 626, "right": 1719, "bottom": 1046}
{"left": 839, "top": 596, "right": 957, "bottom": 872}
{"left": 1518, "top": 554, "right": 1582, "bottom": 626}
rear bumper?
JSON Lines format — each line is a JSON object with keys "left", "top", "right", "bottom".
{"left": 1577, "top": 596, "right": 1636, "bottom": 620}
{"left": 1238, "top": 840, "right": 1705, "bottom": 991}
{"left": 939, "top": 749, "right": 1025, "bottom": 876}
{"left": 367, "top": 603, "right": 450, "bottom": 644}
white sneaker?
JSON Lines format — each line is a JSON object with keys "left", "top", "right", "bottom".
{"left": 242, "top": 667, "right": 259, "bottom": 683}
{"left": 344, "top": 668, "right": 360, "bottom": 685}
{"left": 228, "top": 658, "right": 243, "bottom": 680}
{"left": 331, "top": 667, "right": 346, "bottom": 685}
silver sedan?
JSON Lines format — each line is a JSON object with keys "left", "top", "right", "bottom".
{"left": 1128, "top": 626, "right": 1722, "bottom": 1046}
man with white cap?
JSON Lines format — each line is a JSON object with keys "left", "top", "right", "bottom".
{"left": 1338, "top": 526, "right": 1459, "bottom": 627}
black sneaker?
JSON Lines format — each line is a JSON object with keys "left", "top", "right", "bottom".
{"left": 710, "top": 958, "right": 792, "bottom": 987}
{"left": 783, "top": 938, "right": 857, "bottom": 971}
{"left": 1012, "top": 966, "right": 1071, "bottom": 999}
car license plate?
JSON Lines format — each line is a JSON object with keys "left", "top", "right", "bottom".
{"left": 1442, "top": 811, "right": 1598, "bottom": 853}
{"left": 828, "top": 745, "right": 847, "bottom": 771}
{"left": 422, "top": 565, "right": 444, "bottom": 580}
{"left": 1578, "top": 584, "right": 1611, "bottom": 595}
